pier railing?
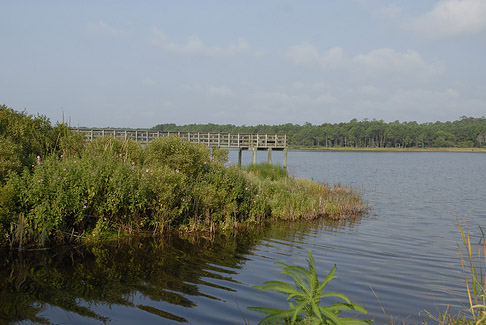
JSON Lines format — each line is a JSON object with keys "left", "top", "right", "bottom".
{"left": 72, "top": 129, "right": 287, "bottom": 150}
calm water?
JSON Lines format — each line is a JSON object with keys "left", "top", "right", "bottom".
{"left": 2, "top": 151, "right": 485, "bottom": 324}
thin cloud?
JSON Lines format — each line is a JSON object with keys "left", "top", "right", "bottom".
{"left": 353, "top": 48, "right": 446, "bottom": 81}
{"left": 143, "top": 79, "right": 156, "bottom": 87}
{"left": 151, "top": 28, "right": 264, "bottom": 57}
{"left": 283, "top": 44, "right": 445, "bottom": 83}
{"left": 374, "top": 4, "right": 402, "bottom": 18}
{"left": 281, "top": 43, "right": 344, "bottom": 69}
{"left": 411, "top": 0, "right": 486, "bottom": 39}
{"left": 207, "top": 86, "right": 233, "bottom": 97}
{"left": 85, "top": 21, "right": 122, "bottom": 37}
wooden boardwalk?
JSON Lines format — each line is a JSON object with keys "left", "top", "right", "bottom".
{"left": 72, "top": 128, "right": 287, "bottom": 150}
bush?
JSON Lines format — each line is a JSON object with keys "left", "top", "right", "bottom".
{"left": 144, "top": 136, "right": 210, "bottom": 177}
{"left": 0, "top": 105, "right": 57, "bottom": 178}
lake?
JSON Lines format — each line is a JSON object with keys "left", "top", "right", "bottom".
{"left": 2, "top": 150, "right": 485, "bottom": 324}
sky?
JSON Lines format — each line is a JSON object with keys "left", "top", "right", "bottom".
{"left": 1, "top": 0, "right": 485, "bottom": 128}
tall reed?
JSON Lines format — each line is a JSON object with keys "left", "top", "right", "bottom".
{"left": 457, "top": 217, "right": 486, "bottom": 324}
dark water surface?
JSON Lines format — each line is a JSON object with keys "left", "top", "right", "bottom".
{"left": 2, "top": 151, "right": 485, "bottom": 324}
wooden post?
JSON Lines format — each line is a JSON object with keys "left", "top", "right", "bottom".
{"left": 268, "top": 147, "right": 272, "bottom": 164}
{"left": 238, "top": 148, "right": 242, "bottom": 167}
{"left": 283, "top": 147, "right": 288, "bottom": 169}
{"left": 252, "top": 147, "right": 257, "bottom": 165}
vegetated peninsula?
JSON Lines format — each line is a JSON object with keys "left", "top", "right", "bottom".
{"left": 152, "top": 117, "right": 486, "bottom": 150}
{"left": 0, "top": 105, "right": 365, "bottom": 249}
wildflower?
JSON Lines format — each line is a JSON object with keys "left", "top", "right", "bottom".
{"left": 60, "top": 154, "right": 63, "bottom": 158}
{"left": 83, "top": 205, "right": 86, "bottom": 209}
{"left": 131, "top": 161, "right": 135, "bottom": 165}
{"left": 104, "top": 217, "right": 107, "bottom": 221}
{"left": 85, "top": 200, "right": 88, "bottom": 204}
{"left": 145, "top": 169, "right": 149, "bottom": 173}
{"left": 110, "top": 177, "right": 113, "bottom": 181}
{"left": 131, "top": 166, "right": 134, "bottom": 170}
{"left": 32, "top": 164, "right": 34, "bottom": 167}
{"left": 63, "top": 168, "right": 66, "bottom": 171}
{"left": 203, "top": 161, "right": 207, "bottom": 165}
{"left": 176, "top": 169, "right": 180, "bottom": 173}
{"left": 182, "top": 198, "right": 185, "bottom": 202}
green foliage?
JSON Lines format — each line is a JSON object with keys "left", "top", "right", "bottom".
{"left": 144, "top": 136, "right": 210, "bottom": 176}
{"left": 54, "top": 123, "right": 84, "bottom": 158}
{"left": 0, "top": 106, "right": 367, "bottom": 248}
{"left": 0, "top": 136, "right": 22, "bottom": 179}
{"left": 245, "top": 163, "right": 288, "bottom": 181}
{"left": 152, "top": 116, "right": 486, "bottom": 148}
{"left": 250, "top": 250, "right": 370, "bottom": 324}
{"left": 0, "top": 105, "right": 56, "bottom": 178}
{"left": 82, "top": 136, "right": 144, "bottom": 164}
{"left": 211, "top": 147, "right": 229, "bottom": 165}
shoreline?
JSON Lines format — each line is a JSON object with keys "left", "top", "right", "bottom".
{"left": 289, "top": 146, "right": 486, "bottom": 153}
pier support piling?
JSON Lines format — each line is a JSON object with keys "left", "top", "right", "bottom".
{"left": 238, "top": 148, "right": 242, "bottom": 167}
{"left": 283, "top": 148, "right": 288, "bottom": 169}
{"left": 268, "top": 148, "right": 272, "bottom": 164}
{"left": 252, "top": 147, "right": 257, "bottom": 165}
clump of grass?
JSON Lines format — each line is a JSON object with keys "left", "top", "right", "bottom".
{"left": 249, "top": 250, "right": 370, "bottom": 324}
{"left": 245, "top": 163, "right": 288, "bottom": 181}
{"left": 245, "top": 169, "right": 366, "bottom": 222}
{"left": 457, "top": 217, "right": 486, "bottom": 324}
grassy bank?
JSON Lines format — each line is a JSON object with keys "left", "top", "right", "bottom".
{"left": 0, "top": 106, "right": 366, "bottom": 249}
{"left": 289, "top": 145, "right": 486, "bottom": 153}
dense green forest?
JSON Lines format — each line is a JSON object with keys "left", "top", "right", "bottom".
{"left": 152, "top": 117, "right": 486, "bottom": 148}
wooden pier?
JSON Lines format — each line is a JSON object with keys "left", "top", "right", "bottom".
{"left": 72, "top": 128, "right": 288, "bottom": 167}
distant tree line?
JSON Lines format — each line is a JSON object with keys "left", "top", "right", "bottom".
{"left": 152, "top": 117, "right": 486, "bottom": 148}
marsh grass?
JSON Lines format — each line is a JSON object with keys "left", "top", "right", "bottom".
{"left": 427, "top": 218, "right": 486, "bottom": 324}
{"left": 245, "top": 163, "right": 288, "bottom": 181}
{"left": 456, "top": 217, "right": 486, "bottom": 324}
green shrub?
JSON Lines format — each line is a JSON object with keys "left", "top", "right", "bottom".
{"left": 211, "top": 147, "right": 229, "bottom": 165}
{"left": 144, "top": 136, "right": 210, "bottom": 177}
{"left": 0, "top": 136, "right": 22, "bottom": 180}
{"left": 0, "top": 105, "right": 57, "bottom": 176}
{"left": 54, "top": 123, "right": 84, "bottom": 158}
{"left": 82, "top": 137, "right": 144, "bottom": 164}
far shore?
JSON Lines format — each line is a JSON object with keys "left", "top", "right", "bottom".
{"left": 289, "top": 146, "right": 486, "bottom": 153}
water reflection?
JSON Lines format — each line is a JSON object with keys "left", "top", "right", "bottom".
{"left": 0, "top": 216, "right": 365, "bottom": 324}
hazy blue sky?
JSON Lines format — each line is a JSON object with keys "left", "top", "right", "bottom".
{"left": 1, "top": 0, "right": 485, "bottom": 127}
